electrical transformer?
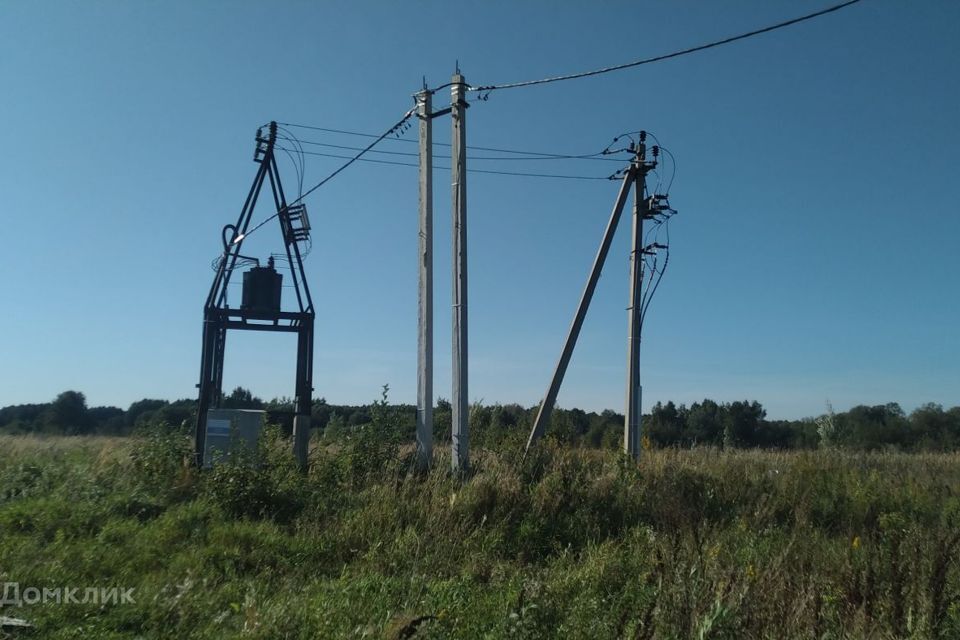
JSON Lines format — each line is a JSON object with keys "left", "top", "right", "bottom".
{"left": 202, "top": 408, "right": 265, "bottom": 468}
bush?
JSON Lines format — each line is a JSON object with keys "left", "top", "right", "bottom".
{"left": 2, "top": 434, "right": 960, "bottom": 639}
{"left": 203, "top": 426, "right": 306, "bottom": 524}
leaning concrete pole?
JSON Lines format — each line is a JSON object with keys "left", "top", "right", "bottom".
{"left": 416, "top": 87, "right": 434, "bottom": 470}
{"left": 450, "top": 73, "right": 469, "bottom": 472}
{"left": 525, "top": 169, "right": 636, "bottom": 455}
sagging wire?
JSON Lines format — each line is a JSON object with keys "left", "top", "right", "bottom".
{"left": 638, "top": 203, "right": 676, "bottom": 335}
{"left": 277, "top": 125, "right": 307, "bottom": 199}
{"left": 276, "top": 126, "right": 628, "bottom": 162}
{"left": 233, "top": 107, "right": 417, "bottom": 247}
{"left": 277, "top": 136, "right": 623, "bottom": 163}
{"left": 464, "top": 0, "right": 863, "bottom": 93}
{"left": 274, "top": 145, "right": 624, "bottom": 181}
{"left": 622, "top": 132, "right": 678, "bottom": 339}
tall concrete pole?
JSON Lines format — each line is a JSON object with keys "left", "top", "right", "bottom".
{"left": 625, "top": 141, "right": 647, "bottom": 459}
{"left": 450, "top": 73, "right": 469, "bottom": 472}
{"left": 415, "top": 88, "right": 434, "bottom": 470}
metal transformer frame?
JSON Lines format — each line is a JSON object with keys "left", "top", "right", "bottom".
{"left": 194, "top": 122, "right": 315, "bottom": 468}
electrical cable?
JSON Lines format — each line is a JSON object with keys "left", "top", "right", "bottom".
{"left": 278, "top": 147, "right": 303, "bottom": 198}
{"left": 660, "top": 147, "right": 677, "bottom": 194}
{"left": 468, "top": 0, "right": 864, "bottom": 92}
{"left": 639, "top": 219, "right": 671, "bottom": 333}
{"left": 236, "top": 108, "right": 416, "bottom": 245}
{"left": 277, "top": 135, "right": 625, "bottom": 163}
{"left": 643, "top": 132, "right": 676, "bottom": 194}
{"left": 277, "top": 125, "right": 307, "bottom": 198}
{"left": 610, "top": 130, "right": 676, "bottom": 195}
{"left": 277, "top": 122, "right": 629, "bottom": 161}
{"left": 275, "top": 146, "right": 618, "bottom": 180}
{"left": 632, "top": 134, "right": 677, "bottom": 338}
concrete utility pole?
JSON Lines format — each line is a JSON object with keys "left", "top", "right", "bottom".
{"left": 525, "top": 141, "right": 651, "bottom": 457}
{"left": 625, "top": 140, "right": 648, "bottom": 459}
{"left": 525, "top": 169, "right": 636, "bottom": 452}
{"left": 450, "top": 73, "right": 469, "bottom": 472}
{"left": 416, "top": 87, "right": 434, "bottom": 470}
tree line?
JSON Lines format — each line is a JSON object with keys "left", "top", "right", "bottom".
{"left": 1, "top": 388, "right": 958, "bottom": 452}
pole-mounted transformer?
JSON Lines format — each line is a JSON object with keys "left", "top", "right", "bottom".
{"left": 194, "top": 122, "right": 315, "bottom": 470}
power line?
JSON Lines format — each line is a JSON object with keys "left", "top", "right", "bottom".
{"left": 277, "top": 122, "right": 626, "bottom": 161}
{"left": 276, "top": 125, "right": 307, "bottom": 198}
{"left": 278, "top": 135, "right": 628, "bottom": 164}
{"left": 238, "top": 109, "right": 415, "bottom": 244}
{"left": 277, "top": 135, "right": 624, "bottom": 163}
{"left": 293, "top": 109, "right": 415, "bottom": 203}
{"left": 469, "top": 0, "right": 864, "bottom": 92}
{"left": 275, "top": 146, "right": 615, "bottom": 181}
{"left": 279, "top": 122, "right": 404, "bottom": 140}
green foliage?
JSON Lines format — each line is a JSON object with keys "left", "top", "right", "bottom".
{"left": 648, "top": 400, "right": 685, "bottom": 446}
{"left": 221, "top": 387, "right": 264, "bottom": 410}
{"left": 45, "top": 390, "right": 90, "bottom": 434}
{"left": 817, "top": 401, "right": 840, "bottom": 448}
{"left": 338, "top": 384, "right": 405, "bottom": 485}
{"left": 2, "top": 434, "right": 960, "bottom": 638}
{"left": 129, "top": 424, "right": 193, "bottom": 488}
{"left": 6, "top": 390, "right": 960, "bottom": 454}
{"left": 127, "top": 398, "right": 169, "bottom": 426}
{"left": 203, "top": 426, "right": 306, "bottom": 523}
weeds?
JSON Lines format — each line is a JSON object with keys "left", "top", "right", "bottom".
{"left": 0, "top": 433, "right": 958, "bottom": 638}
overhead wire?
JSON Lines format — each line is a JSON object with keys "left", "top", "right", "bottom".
{"left": 236, "top": 107, "right": 416, "bottom": 245}
{"left": 293, "top": 107, "right": 415, "bottom": 203}
{"left": 276, "top": 145, "right": 304, "bottom": 201}
{"left": 642, "top": 131, "right": 677, "bottom": 194}
{"left": 626, "top": 132, "right": 677, "bottom": 339}
{"left": 277, "top": 135, "right": 624, "bottom": 163}
{"left": 249, "top": 0, "right": 863, "bottom": 325}
{"left": 277, "top": 122, "right": 628, "bottom": 161}
{"left": 276, "top": 125, "right": 307, "bottom": 198}
{"left": 468, "top": 0, "right": 864, "bottom": 92}
{"left": 234, "top": 0, "right": 814, "bottom": 369}
{"left": 274, "top": 145, "right": 619, "bottom": 180}
{"left": 639, "top": 208, "right": 675, "bottom": 334}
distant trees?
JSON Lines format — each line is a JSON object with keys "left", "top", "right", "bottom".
{"left": 646, "top": 401, "right": 685, "bottom": 447}
{"left": 125, "top": 398, "right": 195, "bottom": 432}
{"left": 221, "top": 387, "right": 264, "bottom": 410}
{"left": 636, "top": 399, "right": 960, "bottom": 452}
{"left": 0, "top": 403, "right": 46, "bottom": 432}
{"left": 644, "top": 399, "right": 769, "bottom": 449}
{"left": 87, "top": 406, "right": 125, "bottom": 434}
{"left": 127, "top": 399, "right": 168, "bottom": 427}
{"left": 910, "top": 403, "right": 960, "bottom": 450}
{"left": 723, "top": 400, "right": 766, "bottom": 449}
{"left": 1, "top": 389, "right": 959, "bottom": 452}
{"left": 0, "top": 392, "right": 195, "bottom": 436}
{"left": 686, "top": 400, "right": 723, "bottom": 445}
{"left": 833, "top": 403, "right": 909, "bottom": 450}
{"left": 46, "top": 390, "right": 89, "bottom": 434}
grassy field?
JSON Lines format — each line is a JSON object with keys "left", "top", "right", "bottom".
{"left": 1, "top": 430, "right": 959, "bottom": 639}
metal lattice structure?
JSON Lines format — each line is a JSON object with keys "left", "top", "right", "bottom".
{"left": 194, "top": 122, "right": 314, "bottom": 469}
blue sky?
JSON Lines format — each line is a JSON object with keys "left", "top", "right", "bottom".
{"left": 1, "top": 1, "right": 957, "bottom": 419}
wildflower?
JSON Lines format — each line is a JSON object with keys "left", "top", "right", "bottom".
{"left": 851, "top": 535, "right": 861, "bottom": 550}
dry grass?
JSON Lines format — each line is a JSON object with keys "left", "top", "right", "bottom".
{"left": 1, "top": 433, "right": 958, "bottom": 638}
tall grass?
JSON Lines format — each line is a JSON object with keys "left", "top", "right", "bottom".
{"left": 1, "top": 432, "right": 958, "bottom": 638}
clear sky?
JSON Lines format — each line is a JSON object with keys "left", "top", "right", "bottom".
{"left": 1, "top": 1, "right": 957, "bottom": 419}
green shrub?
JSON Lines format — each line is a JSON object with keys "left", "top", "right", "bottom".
{"left": 2, "top": 435, "right": 960, "bottom": 638}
